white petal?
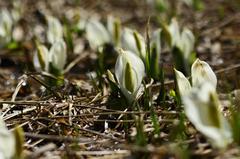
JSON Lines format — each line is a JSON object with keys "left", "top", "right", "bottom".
{"left": 86, "top": 19, "right": 110, "bottom": 50}
{"left": 191, "top": 58, "right": 217, "bottom": 89}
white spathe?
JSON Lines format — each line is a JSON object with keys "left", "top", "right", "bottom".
{"left": 86, "top": 19, "right": 110, "bottom": 50}
{"left": 107, "top": 15, "right": 120, "bottom": 46}
{"left": 168, "top": 18, "right": 181, "bottom": 47}
{"left": 0, "top": 9, "right": 13, "bottom": 46}
{"left": 191, "top": 58, "right": 217, "bottom": 89}
{"left": 33, "top": 44, "right": 49, "bottom": 72}
{"left": 115, "top": 49, "right": 145, "bottom": 103}
{"left": 168, "top": 19, "right": 195, "bottom": 59}
{"left": 182, "top": 83, "right": 232, "bottom": 148}
{"left": 178, "top": 28, "right": 195, "bottom": 59}
{"left": 0, "top": 118, "right": 15, "bottom": 159}
{"left": 47, "top": 15, "right": 63, "bottom": 44}
{"left": 49, "top": 39, "right": 67, "bottom": 71}
{"left": 121, "top": 28, "right": 146, "bottom": 59}
{"left": 174, "top": 68, "right": 191, "bottom": 96}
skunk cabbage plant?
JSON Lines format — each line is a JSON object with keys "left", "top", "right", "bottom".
{"left": 114, "top": 49, "right": 145, "bottom": 104}
{"left": 175, "top": 59, "right": 232, "bottom": 148}
{"left": 107, "top": 16, "right": 121, "bottom": 46}
{"left": 85, "top": 17, "right": 121, "bottom": 50}
{"left": 34, "top": 39, "right": 67, "bottom": 75}
{"left": 121, "top": 28, "right": 146, "bottom": 60}
{"left": 177, "top": 28, "right": 195, "bottom": 61}
{"left": 86, "top": 19, "right": 110, "bottom": 50}
{"left": 49, "top": 40, "right": 67, "bottom": 71}
{"left": 162, "top": 18, "right": 195, "bottom": 75}
{"left": 34, "top": 44, "right": 49, "bottom": 72}
{"left": 175, "top": 58, "right": 217, "bottom": 97}
{"left": 182, "top": 83, "right": 232, "bottom": 148}
{"left": 146, "top": 28, "right": 162, "bottom": 80}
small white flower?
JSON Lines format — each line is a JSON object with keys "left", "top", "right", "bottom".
{"left": 86, "top": 19, "right": 110, "bottom": 50}
{"left": 49, "top": 39, "right": 67, "bottom": 71}
{"left": 191, "top": 58, "right": 217, "bottom": 89}
{"left": 183, "top": 83, "right": 232, "bottom": 148}
{"left": 46, "top": 15, "right": 63, "bottom": 44}
{"left": 115, "top": 49, "right": 145, "bottom": 103}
